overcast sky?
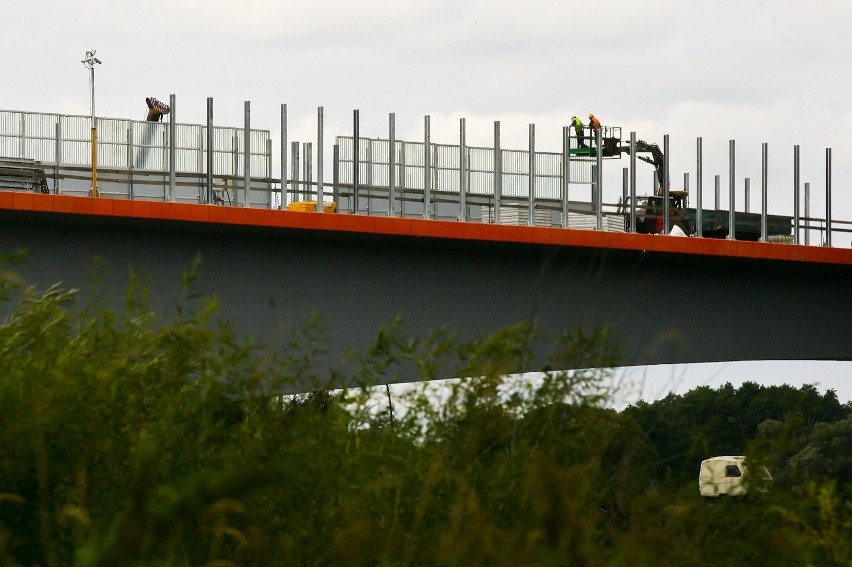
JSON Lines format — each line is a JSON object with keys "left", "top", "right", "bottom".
{"left": 3, "top": 0, "right": 850, "bottom": 403}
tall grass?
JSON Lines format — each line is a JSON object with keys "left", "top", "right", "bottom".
{"left": 0, "top": 259, "right": 848, "bottom": 566}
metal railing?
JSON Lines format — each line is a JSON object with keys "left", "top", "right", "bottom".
{"left": 0, "top": 109, "right": 274, "bottom": 206}
{"left": 333, "top": 134, "right": 609, "bottom": 225}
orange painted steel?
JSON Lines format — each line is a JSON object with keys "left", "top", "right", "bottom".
{"left": 2, "top": 190, "right": 850, "bottom": 267}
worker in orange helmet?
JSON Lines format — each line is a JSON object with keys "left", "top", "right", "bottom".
{"left": 588, "top": 113, "right": 601, "bottom": 133}
{"left": 588, "top": 113, "right": 602, "bottom": 147}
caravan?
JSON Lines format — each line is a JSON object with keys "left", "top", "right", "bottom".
{"left": 698, "top": 456, "right": 772, "bottom": 497}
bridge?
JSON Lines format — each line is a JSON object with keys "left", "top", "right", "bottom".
{"left": 1, "top": 191, "right": 849, "bottom": 383}
{"left": 1, "top": 104, "right": 851, "bottom": 384}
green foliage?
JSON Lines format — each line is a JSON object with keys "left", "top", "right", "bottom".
{"left": 0, "top": 260, "right": 849, "bottom": 566}
{"left": 624, "top": 381, "right": 850, "bottom": 486}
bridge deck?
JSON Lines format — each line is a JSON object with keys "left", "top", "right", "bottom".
{"left": 1, "top": 191, "right": 850, "bottom": 266}
{"left": 1, "top": 190, "right": 850, "bottom": 384}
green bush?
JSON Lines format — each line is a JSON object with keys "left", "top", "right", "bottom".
{"left": 0, "top": 258, "right": 849, "bottom": 566}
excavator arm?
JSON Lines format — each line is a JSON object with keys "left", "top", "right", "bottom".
{"left": 617, "top": 140, "right": 666, "bottom": 192}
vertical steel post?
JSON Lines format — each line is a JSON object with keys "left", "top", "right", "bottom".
{"left": 55, "top": 118, "right": 62, "bottom": 194}
{"left": 562, "top": 126, "right": 569, "bottom": 227}
{"left": 744, "top": 178, "right": 750, "bottom": 213}
{"left": 302, "top": 143, "right": 307, "bottom": 200}
{"left": 825, "top": 148, "right": 832, "bottom": 247}
{"left": 266, "top": 139, "right": 273, "bottom": 208}
{"left": 206, "top": 97, "right": 214, "bottom": 205}
{"left": 304, "top": 142, "right": 312, "bottom": 202}
{"left": 399, "top": 143, "right": 406, "bottom": 217}
{"left": 317, "top": 106, "right": 324, "bottom": 212}
{"left": 333, "top": 144, "right": 339, "bottom": 208}
{"left": 596, "top": 128, "right": 603, "bottom": 230}
{"left": 793, "top": 145, "right": 800, "bottom": 244}
{"left": 728, "top": 140, "right": 736, "bottom": 240}
{"left": 696, "top": 137, "right": 703, "bottom": 237}
{"left": 663, "top": 134, "right": 670, "bottom": 234}
{"left": 622, "top": 168, "right": 629, "bottom": 231}
{"left": 629, "top": 132, "right": 637, "bottom": 233}
{"left": 291, "top": 141, "right": 299, "bottom": 204}
{"left": 459, "top": 118, "right": 467, "bottom": 221}
{"left": 804, "top": 182, "right": 811, "bottom": 246}
{"left": 495, "top": 121, "right": 502, "bottom": 224}
{"left": 715, "top": 174, "right": 721, "bottom": 210}
{"left": 243, "top": 101, "right": 251, "bottom": 207}
{"left": 389, "top": 112, "right": 396, "bottom": 217}
{"left": 281, "top": 104, "right": 287, "bottom": 209}
{"left": 353, "top": 109, "right": 360, "bottom": 214}
{"left": 19, "top": 114, "right": 24, "bottom": 159}
{"left": 168, "top": 94, "right": 176, "bottom": 202}
{"left": 424, "top": 115, "right": 431, "bottom": 219}
{"left": 528, "top": 123, "right": 535, "bottom": 226}
{"left": 127, "top": 125, "right": 133, "bottom": 199}
{"left": 761, "top": 142, "right": 768, "bottom": 242}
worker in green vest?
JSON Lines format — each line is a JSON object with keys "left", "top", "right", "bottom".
{"left": 571, "top": 116, "right": 586, "bottom": 148}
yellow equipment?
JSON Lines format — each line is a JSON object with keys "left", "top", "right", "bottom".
{"left": 286, "top": 201, "right": 337, "bottom": 213}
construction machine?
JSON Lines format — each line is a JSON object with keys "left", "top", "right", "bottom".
{"left": 613, "top": 139, "right": 792, "bottom": 240}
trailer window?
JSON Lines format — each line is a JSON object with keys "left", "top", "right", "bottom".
{"left": 725, "top": 465, "right": 742, "bottom": 477}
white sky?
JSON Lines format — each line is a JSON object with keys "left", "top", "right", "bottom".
{"left": 3, "top": 0, "right": 851, "bottom": 403}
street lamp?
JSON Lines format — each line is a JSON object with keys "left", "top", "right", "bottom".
{"left": 81, "top": 49, "right": 102, "bottom": 197}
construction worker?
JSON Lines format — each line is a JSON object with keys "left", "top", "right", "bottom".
{"left": 571, "top": 116, "right": 586, "bottom": 148}
{"left": 588, "top": 113, "right": 601, "bottom": 144}
{"left": 145, "top": 97, "right": 171, "bottom": 122}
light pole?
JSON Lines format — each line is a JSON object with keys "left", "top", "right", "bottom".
{"left": 81, "top": 49, "right": 102, "bottom": 197}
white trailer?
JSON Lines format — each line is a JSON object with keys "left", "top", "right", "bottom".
{"left": 698, "top": 456, "right": 772, "bottom": 497}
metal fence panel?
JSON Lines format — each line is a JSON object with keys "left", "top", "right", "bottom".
{"left": 0, "top": 110, "right": 271, "bottom": 178}
{"left": 336, "top": 134, "right": 599, "bottom": 218}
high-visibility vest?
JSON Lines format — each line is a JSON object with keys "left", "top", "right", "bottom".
{"left": 589, "top": 116, "right": 601, "bottom": 130}
{"left": 572, "top": 117, "right": 583, "bottom": 129}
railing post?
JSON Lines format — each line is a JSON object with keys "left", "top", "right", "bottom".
{"left": 761, "top": 142, "right": 768, "bottom": 242}
{"left": 280, "top": 103, "right": 287, "bottom": 209}
{"left": 495, "top": 121, "right": 502, "bottom": 224}
{"left": 728, "top": 140, "right": 736, "bottom": 240}
{"left": 804, "top": 181, "right": 811, "bottom": 246}
{"left": 629, "top": 132, "right": 637, "bottom": 233}
{"left": 333, "top": 143, "right": 339, "bottom": 208}
{"left": 291, "top": 141, "right": 299, "bottom": 204}
{"left": 424, "top": 115, "right": 431, "bottom": 219}
{"left": 663, "top": 134, "right": 670, "bottom": 234}
{"left": 459, "top": 117, "right": 467, "bottom": 221}
{"left": 127, "top": 124, "right": 134, "bottom": 199}
{"left": 389, "top": 112, "right": 395, "bottom": 217}
{"left": 317, "top": 106, "right": 324, "bottom": 212}
{"left": 243, "top": 100, "right": 251, "bottom": 207}
{"left": 353, "top": 109, "right": 360, "bottom": 214}
{"left": 399, "top": 142, "right": 406, "bottom": 217}
{"left": 793, "top": 145, "right": 800, "bottom": 244}
{"left": 622, "top": 168, "right": 629, "bottom": 230}
{"left": 745, "top": 178, "right": 750, "bottom": 213}
{"left": 54, "top": 119, "right": 61, "bottom": 194}
{"left": 206, "top": 97, "right": 214, "bottom": 205}
{"left": 825, "top": 148, "right": 832, "bottom": 247}
{"left": 696, "top": 137, "right": 703, "bottom": 237}
{"left": 303, "top": 142, "right": 312, "bottom": 202}
{"left": 528, "top": 123, "right": 535, "bottom": 226}
{"left": 596, "top": 128, "right": 603, "bottom": 230}
{"left": 562, "top": 125, "right": 569, "bottom": 228}
{"left": 714, "top": 174, "right": 721, "bottom": 210}
{"left": 169, "top": 94, "right": 176, "bottom": 202}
